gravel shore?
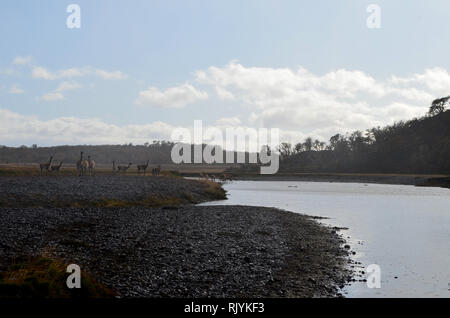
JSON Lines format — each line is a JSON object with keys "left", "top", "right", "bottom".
{"left": 0, "top": 176, "right": 352, "bottom": 297}
{"left": 0, "top": 206, "right": 351, "bottom": 297}
{"left": 0, "top": 175, "right": 225, "bottom": 207}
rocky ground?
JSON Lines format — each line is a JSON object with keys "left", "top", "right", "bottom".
{"left": 0, "top": 176, "right": 352, "bottom": 298}
{"left": 0, "top": 175, "right": 225, "bottom": 207}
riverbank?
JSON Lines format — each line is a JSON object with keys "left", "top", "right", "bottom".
{"left": 224, "top": 173, "right": 450, "bottom": 189}
{"left": 0, "top": 175, "right": 225, "bottom": 208}
{"left": 0, "top": 205, "right": 351, "bottom": 298}
{"left": 0, "top": 176, "right": 352, "bottom": 298}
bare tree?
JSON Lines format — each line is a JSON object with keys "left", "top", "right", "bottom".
{"left": 279, "top": 142, "right": 293, "bottom": 157}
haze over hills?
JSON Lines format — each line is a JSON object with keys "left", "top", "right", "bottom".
{"left": 1, "top": 108, "right": 449, "bottom": 175}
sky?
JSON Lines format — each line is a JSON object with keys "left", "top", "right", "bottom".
{"left": 1, "top": 0, "right": 450, "bottom": 146}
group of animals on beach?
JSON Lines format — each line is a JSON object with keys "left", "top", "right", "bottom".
{"left": 75, "top": 151, "right": 96, "bottom": 176}
{"left": 39, "top": 151, "right": 161, "bottom": 177}
{"left": 200, "top": 172, "right": 233, "bottom": 182}
{"left": 38, "top": 151, "right": 231, "bottom": 180}
{"left": 112, "top": 159, "right": 160, "bottom": 176}
{"left": 39, "top": 156, "right": 63, "bottom": 175}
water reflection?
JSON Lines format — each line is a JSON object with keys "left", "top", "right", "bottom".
{"left": 200, "top": 181, "right": 450, "bottom": 298}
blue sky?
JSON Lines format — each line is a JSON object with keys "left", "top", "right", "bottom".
{"left": 1, "top": 0, "right": 450, "bottom": 146}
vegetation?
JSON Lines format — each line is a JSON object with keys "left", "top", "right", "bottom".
{"left": 0, "top": 141, "right": 176, "bottom": 165}
{"left": 199, "top": 179, "right": 228, "bottom": 200}
{"left": 0, "top": 141, "right": 247, "bottom": 167}
{"left": 0, "top": 256, "right": 114, "bottom": 298}
{"left": 278, "top": 103, "right": 450, "bottom": 174}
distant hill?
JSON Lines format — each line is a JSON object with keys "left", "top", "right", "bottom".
{"left": 0, "top": 141, "right": 249, "bottom": 167}
{"left": 280, "top": 110, "right": 450, "bottom": 174}
{"left": 0, "top": 142, "right": 175, "bottom": 165}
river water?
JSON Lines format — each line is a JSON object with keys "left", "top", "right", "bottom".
{"left": 199, "top": 180, "right": 450, "bottom": 298}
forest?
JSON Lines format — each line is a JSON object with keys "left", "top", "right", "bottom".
{"left": 0, "top": 141, "right": 175, "bottom": 165}
{"left": 279, "top": 98, "right": 450, "bottom": 174}
{"left": 0, "top": 141, "right": 245, "bottom": 167}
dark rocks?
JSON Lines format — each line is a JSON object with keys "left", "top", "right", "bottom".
{"left": 0, "top": 175, "right": 225, "bottom": 208}
{"left": 0, "top": 205, "right": 351, "bottom": 298}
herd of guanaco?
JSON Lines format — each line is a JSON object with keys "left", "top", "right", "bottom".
{"left": 39, "top": 151, "right": 161, "bottom": 177}
{"left": 38, "top": 151, "right": 232, "bottom": 181}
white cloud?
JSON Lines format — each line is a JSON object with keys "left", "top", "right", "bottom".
{"left": 9, "top": 84, "right": 25, "bottom": 94}
{"left": 4, "top": 58, "right": 449, "bottom": 146}
{"left": 215, "top": 117, "right": 241, "bottom": 127}
{"left": 95, "top": 69, "right": 127, "bottom": 80}
{"left": 55, "top": 81, "right": 81, "bottom": 92}
{"left": 0, "top": 108, "right": 275, "bottom": 151}
{"left": 389, "top": 67, "right": 450, "bottom": 94}
{"left": 13, "top": 56, "right": 32, "bottom": 66}
{"left": 195, "top": 61, "right": 442, "bottom": 142}
{"left": 0, "top": 108, "right": 175, "bottom": 145}
{"left": 31, "top": 66, "right": 127, "bottom": 80}
{"left": 136, "top": 83, "right": 208, "bottom": 108}
{"left": 32, "top": 66, "right": 60, "bottom": 80}
{"left": 39, "top": 92, "right": 65, "bottom": 101}
{"left": 38, "top": 81, "right": 81, "bottom": 102}
{"left": 214, "top": 86, "right": 235, "bottom": 100}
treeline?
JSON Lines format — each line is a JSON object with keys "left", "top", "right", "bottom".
{"left": 0, "top": 140, "right": 248, "bottom": 166}
{"left": 0, "top": 141, "right": 175, "bottom": 165}
{"left": 279, "top": 104, "right": 450, "bottom": 174}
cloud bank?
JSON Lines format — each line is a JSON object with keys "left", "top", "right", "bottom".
{"left": 136, "top": 83, "right": 208, "bottom": 108}
{"left": 0, "top": 109, "right": 175, "bottom": 145}
{"left": 195, "top": 61, "right": 447, "bottom": 141}
{"left": 2, "top": 58, "right": 449, "bottom": 146}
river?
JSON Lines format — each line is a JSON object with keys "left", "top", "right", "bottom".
{"left": 199, "top": 180, "right": 450, "bottom": 298}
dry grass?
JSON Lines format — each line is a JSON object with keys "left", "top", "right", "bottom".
{"left": 0, "top": 256, "right": 115, "bottom": 298}
{"left": 3, "top": 163, "right": 447, "bottom": 179}
{"left": 199, "top": 179, "right": 228, "bottom": 200}
{"left": 0, "top": 163, "right": 230, "bottom": 177}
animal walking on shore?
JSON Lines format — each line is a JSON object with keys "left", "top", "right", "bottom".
{"left": 137, "top": 160, "right": 149, "bottom": 176}
{"left": 39, "top": 156, "right": 53, "bottom": 175}
{"left": 50, "top": 161, "right": 63, "bottom": 173}
{"left": 200, "top": 172, "right": 217, "bottom": 181}
{"left": 219, "top": 174, "right": 233, "bottom": 182}
{"left": 76, "top": 152, "right": 84, "bottom": 176}
{"left": 117, "top": 163, "right": 132, "bottom": 174}
{"left": 81, "top": 158, "right": 89, "bottom": 176}
{"left": 87, "top": 156, "right": 96, "bottom": 176}
{"left": 152, "top": 165, "right": 161, "bottom": 176}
